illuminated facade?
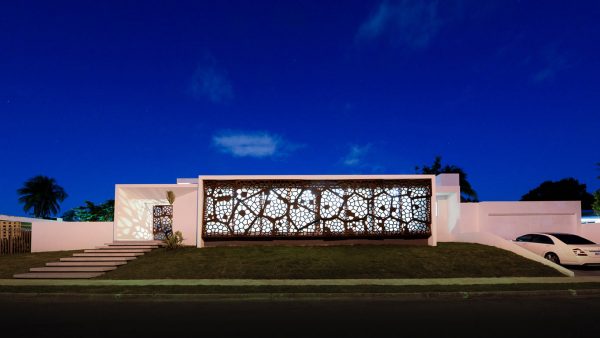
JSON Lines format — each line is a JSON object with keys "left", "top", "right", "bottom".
{"left": 113, "top": 174, "right": 586, "bottom": 252}
{"left": 114, "top": 175, "right": 440, "bottom": 247}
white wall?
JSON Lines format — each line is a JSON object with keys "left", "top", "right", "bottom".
{"left": 435, "top": 174, "right": 461, "bottom": 242}
{"left": 458, "top": 203, "right": 479, "bottom": 233}
{"left": 114, "top": 184, "right": 198, "bottom": 245}
{"left": 460, "top": 201, "right": 581, "bottom": 241}
{"left": 31, "top": 221, "right": 113, "bottom": 252}
{"left": 581, "top": 223, "right": 600, "bottom": 243}
{"left": 0, "top": 215, "right": 56, "bottom": 223}
{"left": 172, "top": 188, "right": 198, "bottom": 246}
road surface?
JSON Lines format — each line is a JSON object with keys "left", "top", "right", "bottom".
{"left": 0, "top": 293, "right": 599, "bottom": 337}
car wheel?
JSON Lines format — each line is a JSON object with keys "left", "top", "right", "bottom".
{"left": 544, "top": 252, "right": 561, "bottom": 265}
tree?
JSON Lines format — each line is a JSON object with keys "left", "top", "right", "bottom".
{"left": 594, "top": 163, "right": 600, "bottom": 215}
{"left": 521, "top": 178, "right": 594, "bottom": 210}
{"left": 593, "top": 191, "right": 600, "bottom": 216}
{"left": 17, "top": 175, "right": 68, "bottom": 219}
{"left": 416, "top": 156, "right": 478, "bottom": 202}
{"left": 62, "top": 199, "right": 114, "bottom": 222}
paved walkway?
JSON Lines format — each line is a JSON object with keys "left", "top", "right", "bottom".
{"left": 1, "top": 276, "right": 600, "bottom": 286}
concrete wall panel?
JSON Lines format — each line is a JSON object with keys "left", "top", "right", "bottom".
{"left": 31, "top": 221, "right": 113, "bottom": 252}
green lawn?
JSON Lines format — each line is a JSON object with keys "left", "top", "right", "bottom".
{"left": 0, "top": 243, "right": 562, "bottom": 280}
{"left": 96, "top": 243, "right": 561, "bottom": 279}
{"left": 0, "top": 251, "right": 77, "bottom": 278}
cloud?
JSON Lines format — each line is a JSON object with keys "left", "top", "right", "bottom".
{"left": 343, "top": 144, "right": 372, "bottom": 166}
{"left": 190, "top": 58, "right": 233, "bottom": 104}
{"left": 356, "top": 0, "right": 442, "bottom": 49}
{"left": 342, "top": 144, "right": 386, "bottom": 173}
{"left": 532, "top": 45, "right": 569, "bottom": 84}
{"left": 212, "top": 131, "right": 300, "bottom": 158}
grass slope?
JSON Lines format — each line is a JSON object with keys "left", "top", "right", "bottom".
{"left": 0, "top": 251, "right": 77, "bottom": 278}
{"left": 98, "top": 243, "right": 561, "bottom": 279}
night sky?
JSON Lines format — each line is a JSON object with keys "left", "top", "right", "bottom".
{"left": 1, "top": 1, "right": 599, "bottom": 217}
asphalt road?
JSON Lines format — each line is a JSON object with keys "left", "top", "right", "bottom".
{"left": 569, "top": 265, "right": 600, "bottom": 276}
{"left": 1, "top": 294, "right": 599, "bottom": 337}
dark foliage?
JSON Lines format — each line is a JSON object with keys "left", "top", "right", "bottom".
{"left": 416, "top": 156, "right": 478, "bottom": 202}
{"left": 17, "top": 176, "right": 68, "bottom": 219}
{"left": 521, "top": 177, "right": 594, "bottom": 210}
{"left": 62, "top": 199, "right": 114, "bottom": 222}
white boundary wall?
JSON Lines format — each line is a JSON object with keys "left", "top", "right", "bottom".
{"left": 197, "top": 175, "right": 437, "bottom": 248}
{"left": 581, "top": 223, "right": 600, "bottom": 244}
{"left": 453, "top": 201, "right": 582, "bottom": 241}
{"left": 0, "top": 215, "right": 56, "bottom": 223}
{"left": 31, "top": 221, "right": 113, "bottom": 252}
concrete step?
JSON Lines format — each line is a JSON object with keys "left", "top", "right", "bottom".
{"left": 13, "top": 272, "right": 105, "bottom": 279}
{"left": 60, "top": 257, "right": 135, "bottom": 262}
{"left": 85, "top": 249, "right": 150, "bottom": 253}
{"left": 47, "top": 261, "right": 127, "bottom": 267}
{"left": 73, "top": 253, "right": 143, "bottom": 257}
{"left": 96, "top": 246, "right": 157, "bottom": 249}
{"left": 107, "top": 241, "right": 164, "bottom": 246}
{"left": 30, "top": 266, "right": 117, "bottom": 272}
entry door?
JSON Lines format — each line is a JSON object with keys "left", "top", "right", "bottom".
{"left": 152, "top": 205, "right": 173, "bottom": 240}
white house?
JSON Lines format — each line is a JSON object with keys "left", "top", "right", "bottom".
{"left": 18, "top": 173, "right": 599, "bottom": 261}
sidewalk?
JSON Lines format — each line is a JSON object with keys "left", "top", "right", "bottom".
{"left": 2, "top": 276, "right": 600, "bottom": 286}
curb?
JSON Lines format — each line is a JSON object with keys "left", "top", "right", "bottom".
{"left": 2, "top": 289, "right": 600, "bottom": 302}
{"left": 2, "top": 276, "right": 600, "bottom": 286}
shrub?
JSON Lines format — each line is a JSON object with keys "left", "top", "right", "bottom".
{"left": 166, "top": 191, "right": 176, "bottom": 205}
{"left": 164, "top": 231, "right": 184, "bottom": 250}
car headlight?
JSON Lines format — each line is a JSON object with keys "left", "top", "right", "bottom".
{"left": 572, "top": 248, "right": 588, "bottom": 256}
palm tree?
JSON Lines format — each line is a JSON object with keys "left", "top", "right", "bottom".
{"left": 17, "top": 176, "right": 68, "bottom": 219}
{"left": 416, "top": 156, "right": 479, "bottom": 202}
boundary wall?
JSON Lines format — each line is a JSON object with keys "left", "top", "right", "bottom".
{"left": 31, "top": 221, "right": 113, "bottom": 252}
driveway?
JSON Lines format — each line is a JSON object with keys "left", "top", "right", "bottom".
{"left": 568, "top": 265, "right": 600, "bottom": 276}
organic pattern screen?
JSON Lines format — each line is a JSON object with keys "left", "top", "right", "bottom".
{"left": 152, "top": 205, "right": 173, "bottom": 240}
{"left": 202, "top": 179, "right": 432, "bottom": 241}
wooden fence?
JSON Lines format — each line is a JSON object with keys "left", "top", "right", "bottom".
{"left": 0, "top": 221, "right": 32, "bottom": 254}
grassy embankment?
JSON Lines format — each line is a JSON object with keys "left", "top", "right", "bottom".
{"left": 2, "top": 243, "right": 579, "bottom": 294}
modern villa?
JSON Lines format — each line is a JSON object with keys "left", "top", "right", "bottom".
{"left": 3, "top": 173, "right": 594, "bottom": 255}
{"left": 3, "top": 173, "right": 598, "bottom": 278}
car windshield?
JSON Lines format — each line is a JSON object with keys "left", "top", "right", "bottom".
{"left": 548, "top": 233, "right": 595, "bottom": 245}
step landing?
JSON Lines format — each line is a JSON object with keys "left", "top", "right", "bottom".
{"left": 30, "top": 267, "right": 117, "bottom": 272}
{"left": 46, "top": 261, "right": 127, "bottom": 267}
{"left": 95, "top": 246, "right": 157, "bottom": 250}
{"left": 73, "top": 252, "right": 143, "bottom": 257}
{"left": 13, "top": 272, "right": 105, "bottom": 279}
{"left": 60, "top": 257, "right": 135, "bottom": 262}
{"left": 85, "top": 249, "right": 151, "bottom": 253}
{"left": 107, "top": 241, "right": 164, "bottom": 246}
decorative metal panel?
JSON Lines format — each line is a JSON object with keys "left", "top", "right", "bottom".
{"left": 202, "top": 179, "right": 432, "bottom": 241}
{"left": 153, "top": 205, "right": 173, "bottom": 240}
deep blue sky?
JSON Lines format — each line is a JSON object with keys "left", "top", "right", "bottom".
{"left": 1, "top": 0, "right": 599, "bottom": 217}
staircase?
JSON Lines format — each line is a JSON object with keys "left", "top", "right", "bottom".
{"left": 13, "top": 241, "right": 164, "bottom": 279}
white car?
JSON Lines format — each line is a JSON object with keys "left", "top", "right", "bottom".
{"left": 514, "top": 233, "right": 600, "bottom": 266}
